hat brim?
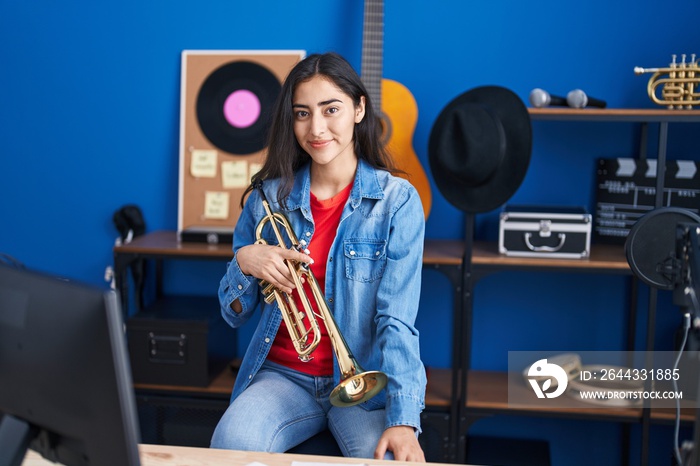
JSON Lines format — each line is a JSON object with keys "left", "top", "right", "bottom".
{"left": 428, "top": 86, "right": 532, "bottom": 213}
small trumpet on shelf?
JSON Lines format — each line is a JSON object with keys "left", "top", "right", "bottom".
{"left": 634, "top": 54, "right": 700, "bottom": 109}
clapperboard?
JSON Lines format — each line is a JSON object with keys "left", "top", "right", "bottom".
{"left": 595, "top": 158, "right": 700, "bottom": 244}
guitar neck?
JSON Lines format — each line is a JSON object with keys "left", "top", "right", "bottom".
{"left": 361, "top": 0, "right": 384, "bottom": 109}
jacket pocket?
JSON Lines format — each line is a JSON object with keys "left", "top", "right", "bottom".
{"left": 343, "top": 239, "right": 387, "bottom": 282}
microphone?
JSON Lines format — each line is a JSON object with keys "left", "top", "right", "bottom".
{"left": 566, "top": 89, "right": 607, "bottom": 108}
{"left": 529, "top": 88, "right": 568, "bottom": 108}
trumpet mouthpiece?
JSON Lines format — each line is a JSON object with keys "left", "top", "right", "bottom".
{"left": 634, "top": 66, "right": 659, "bottom": 75}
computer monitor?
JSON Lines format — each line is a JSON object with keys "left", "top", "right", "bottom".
{"left": 0, "top": 263, "right": 141, "bottom": 466}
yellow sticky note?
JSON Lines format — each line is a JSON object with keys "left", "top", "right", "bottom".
{"left": 249, "top": 162, "right": 263, "bottom": 180}
{"left": 191, "top": 149, "right": 217, "bottom": 178}
{"left": 204, "top": 191, "right": 229, "bottom": 219}
{"left": 221, "top": 160, "right": 249, "bottom": 188}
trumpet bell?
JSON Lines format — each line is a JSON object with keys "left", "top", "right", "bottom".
{"left": 330, "top": 370, "right": 388, "bottom": 407}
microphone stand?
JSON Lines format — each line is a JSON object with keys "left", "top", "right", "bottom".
{"left": 451, "top": 212, "right": 476, "bottom": 462}
{"left": 678, "top": 223, "right": 700, "bottom": 466}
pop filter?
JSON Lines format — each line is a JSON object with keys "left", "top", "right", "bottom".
{"left": 625, "top": 207, "right": 700, "bottom": 290}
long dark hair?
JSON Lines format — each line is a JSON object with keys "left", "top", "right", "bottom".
{"left": 241, "top": 52, "right": 397, "bottom": 207}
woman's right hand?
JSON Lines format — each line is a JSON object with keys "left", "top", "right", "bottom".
{"left": 236, "top": 243, "right": 314, "bottom": 295}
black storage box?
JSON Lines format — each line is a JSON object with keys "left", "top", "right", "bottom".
{"left": 499, "top": 205, "right": 592, "bottom": 259}
{"left": 127, "top": 296, "right": 236, "bottom": 387}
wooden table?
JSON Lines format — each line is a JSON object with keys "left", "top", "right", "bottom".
{"left": 22, "top": 443, "right": 474, "bottom": 466}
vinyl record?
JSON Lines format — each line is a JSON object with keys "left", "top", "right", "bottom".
{"left": 196, "top": 60, "right": 281, "bottom": 155}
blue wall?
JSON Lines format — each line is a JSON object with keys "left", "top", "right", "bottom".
{"left": 2, "top": 1, "right": 699, "bottom": 464}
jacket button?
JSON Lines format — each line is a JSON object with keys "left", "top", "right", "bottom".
{"left": 350, "top": 250, "right": 356, "bottom": 256}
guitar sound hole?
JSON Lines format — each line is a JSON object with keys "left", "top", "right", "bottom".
{"left": 378, "top": 112, "right": 392, "bottom": 146}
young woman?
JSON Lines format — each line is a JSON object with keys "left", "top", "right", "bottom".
{"left": 210, "top": 52, "right": 426, "bottom": 461}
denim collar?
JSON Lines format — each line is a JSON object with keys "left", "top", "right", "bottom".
{"left": 284, "top": 159, "right": 384, "bottom": 215}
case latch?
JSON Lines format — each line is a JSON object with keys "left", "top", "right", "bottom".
{"left": 539, "top": 220, "right": 552, "bottom": 237}
{"left": 148, "top": 332, "right": 187, "bottom": 364}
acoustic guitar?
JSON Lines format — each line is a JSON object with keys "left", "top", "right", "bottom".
{"left": 361, "top": 0, "right": 432, "bottom": 219}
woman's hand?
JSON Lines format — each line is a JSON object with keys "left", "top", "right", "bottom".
{"left": 374, "top": 426, "right": 425, "bottom": 462}
{"left": 236, "top": 243, "right": 313, "bottom": 294}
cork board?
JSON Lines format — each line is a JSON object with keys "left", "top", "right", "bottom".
{"left": 177, "top": 50, "right": 305, "bottom": 243}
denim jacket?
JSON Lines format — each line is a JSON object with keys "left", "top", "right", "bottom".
{"left": 218, "top": 159, "right": 426, "bottom": 432}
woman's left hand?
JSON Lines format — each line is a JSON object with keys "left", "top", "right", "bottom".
{"left": 374, "top": 426, "right": 425, "bottom": 462}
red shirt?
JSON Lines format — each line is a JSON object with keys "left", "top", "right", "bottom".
{"left": 267, "top": 182, "right": 353, "bottom": 376}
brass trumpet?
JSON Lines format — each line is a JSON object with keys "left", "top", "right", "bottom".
{"left": 634, "top": 54, "right": 700, "bottom": 109}
{"left": 253, "top": 181, "right": 387, "bottom": 407}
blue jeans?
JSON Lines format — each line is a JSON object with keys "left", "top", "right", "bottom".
{"left": 210, "top": 360, "right": 392, "bottom": 459}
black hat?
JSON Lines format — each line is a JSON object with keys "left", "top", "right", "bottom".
{"left": 428, "top": 86, "right": 532, "bottom": 213}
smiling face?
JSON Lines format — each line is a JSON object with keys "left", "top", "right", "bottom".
{"left": 292, "top": 75, "right": 366, "bottom": 172}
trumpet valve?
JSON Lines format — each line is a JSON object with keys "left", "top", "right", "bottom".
{"left": 260, "top": 281, "right": 277, "bottom": 304}
{"left": 264, "top": 294, "right": 276, "bottom": 305}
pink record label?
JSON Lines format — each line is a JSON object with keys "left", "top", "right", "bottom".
{"left": 223, "top": 89, "right": 261, "bottom": 128}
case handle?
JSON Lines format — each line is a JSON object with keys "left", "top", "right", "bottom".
{"left": 524, "top": 232, "right": 566, "bottom": 252}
